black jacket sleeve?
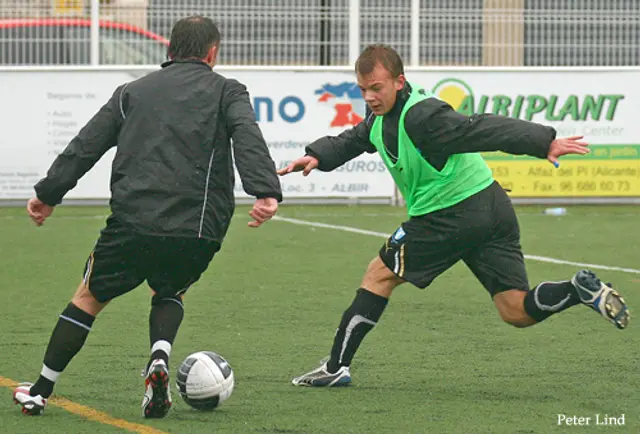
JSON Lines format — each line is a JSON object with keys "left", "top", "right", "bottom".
{"left": 405, "top": 98, "right": 556, "bottom": 160}
{"left": 223, "top": 79, "right": 283, "bottom": 202}
{"left": 34, "top": 85, "right": 124, "bottom": 206}
{"left": 304, "top": 114, "right": 376, "bottom": 171}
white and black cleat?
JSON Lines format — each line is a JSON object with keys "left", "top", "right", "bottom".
{"left": 571, "top": 270, "right": 630, "bottom": 330}
{"left": 292, "top": 358, "right": 352, "bottom": 387}
{"left": 142, "top": 359, "right": 172, "bottom": 418}
{"left": 13, "top": 383, "right": 47, "bottom": 416}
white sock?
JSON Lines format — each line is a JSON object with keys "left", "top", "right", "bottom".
{"left": 41, "top": 364, "right": 61, "bottom": 383}
{"left": 151, "top": 340, "right": 172, "bottom": 360}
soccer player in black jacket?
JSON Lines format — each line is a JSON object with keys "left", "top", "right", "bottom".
{"left": 14, "top": 16, "right": 282, "bottom": 418}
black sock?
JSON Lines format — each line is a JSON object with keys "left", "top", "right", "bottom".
{"left": 326, "top": 288, "right": 388, "bottom": 373}
{"left": 30, "top": 303, "right": 95, "bottom": 398}
{"left": 148, "top": 296, "right": 184, "bottom": 371}
{"left": 523, "top": 281, "right": 580, "bottom": 323}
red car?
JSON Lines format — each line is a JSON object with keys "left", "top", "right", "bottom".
{"left": 0, "top": 18, "right": 169, "bottom": 65}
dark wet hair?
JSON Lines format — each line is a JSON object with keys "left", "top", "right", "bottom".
{"left": 168, "top": 15, "right": 221, "bottom": 60}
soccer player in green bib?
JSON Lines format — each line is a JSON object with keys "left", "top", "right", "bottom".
{"left": 279, "top": 44, "right": 630, "bottom": 387}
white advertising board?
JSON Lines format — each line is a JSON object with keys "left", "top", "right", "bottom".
{"left": 1, "top": 67, "right": 639, "bottom": 201}
{"left": 416, "top": 70, "right": 640, "bottom": 197}
{"left": 0, "top": 68, "right": 394, "bottom": 201}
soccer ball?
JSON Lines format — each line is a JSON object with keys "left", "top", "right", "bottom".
{"left": 176, "top": 351, "right": 234, "bottom": 411}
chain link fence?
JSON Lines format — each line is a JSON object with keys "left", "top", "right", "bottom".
{"left": 0, "top": 0, "right": 637, "bottom": 66}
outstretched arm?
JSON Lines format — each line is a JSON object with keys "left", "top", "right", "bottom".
{"left": 279, "top": 114, "right": 375, "bottom": 176}
{"left": 27, "top": 85, "right": 124, "bottom": 226}
{"left": 34, "top": 85, "right": 124, "bottom": 207}
{"left": 406, "top": 98, "right": 588, "bottom": 165}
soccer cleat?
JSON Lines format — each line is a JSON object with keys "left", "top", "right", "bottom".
{"left": 13, "top": 383, "right": 47, "bottom": 416}
{"left": 142, "top": 359, "right": 172, "bottom": 418}
{"left": 292, "top": 359, "right": 352, "bottom": 387}
{"left": 571, "top": 270, "right": 630, "bottom": 330}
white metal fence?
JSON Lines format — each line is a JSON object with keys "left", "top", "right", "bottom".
{"left": 0, "top": 0, "right": 638, "bottom": 66}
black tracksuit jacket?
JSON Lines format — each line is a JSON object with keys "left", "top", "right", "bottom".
{"left": 34, "top": 60, "right": 282, "bottom": 242}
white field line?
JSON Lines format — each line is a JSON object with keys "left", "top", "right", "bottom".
{"left": 273, "top": 216, "right": 640, "bottom": 275}
{"left": 5, "top": 213, "right": 637, "bottom": 274}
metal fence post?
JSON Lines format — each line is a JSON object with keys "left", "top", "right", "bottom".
{"left": 348, "top": 0, "right": 360, "bottom": 65}
{"left": 90, "top": 0, "right": 100, "bottom": 65}
{"left": 411, "top": 0, "right": 420, "bottom": 66}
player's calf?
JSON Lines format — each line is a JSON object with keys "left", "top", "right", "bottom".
{"left": 494, "top": 290, "right": 537, "bottom": 328}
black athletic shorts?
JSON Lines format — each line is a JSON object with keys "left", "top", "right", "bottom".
{"left": 379, "top": 181, "right": 529, "bottom": 296}
{"left": 82, "top": 215, "right": 220, "bottom": 303}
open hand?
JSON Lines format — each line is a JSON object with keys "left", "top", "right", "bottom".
{"left": 277, "top": 156, "right": 319, "bottom": 177}
{"left": 547, "top": 136, "right": 589, "bottom": 167}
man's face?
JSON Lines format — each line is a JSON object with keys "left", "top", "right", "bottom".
{"left": 357, "top": 64, "right": 405, "bottom": 116}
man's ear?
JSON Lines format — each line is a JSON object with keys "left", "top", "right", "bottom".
{"left": 206, "top": 44, "right": 219, "bottom": 66}
{"left": 395, "top": 74, "right": 406, "bottom": 91}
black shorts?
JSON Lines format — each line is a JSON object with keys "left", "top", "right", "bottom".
{"left": 379, "top": 181, "right": 529, "bottom": 296}
{"left": 83, "top": 215, "right": 220, "bottom": 303}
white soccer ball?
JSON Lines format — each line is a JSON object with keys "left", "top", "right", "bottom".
{"left": 176, "top": 351, "right": 234, "bottom": 411}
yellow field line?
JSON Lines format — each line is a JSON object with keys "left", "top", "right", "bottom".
{"left": 0, "top": 376, "right": 168, "bottom": 434}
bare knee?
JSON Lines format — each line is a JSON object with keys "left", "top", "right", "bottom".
{"left": 493, "top": 290, "right": 536, "bottom": 328}
{"left": 360, "top": 256, "right": 405, "bottom": 298}
{"left": 71, "top": 282, "right": 108, "bottom": 317}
